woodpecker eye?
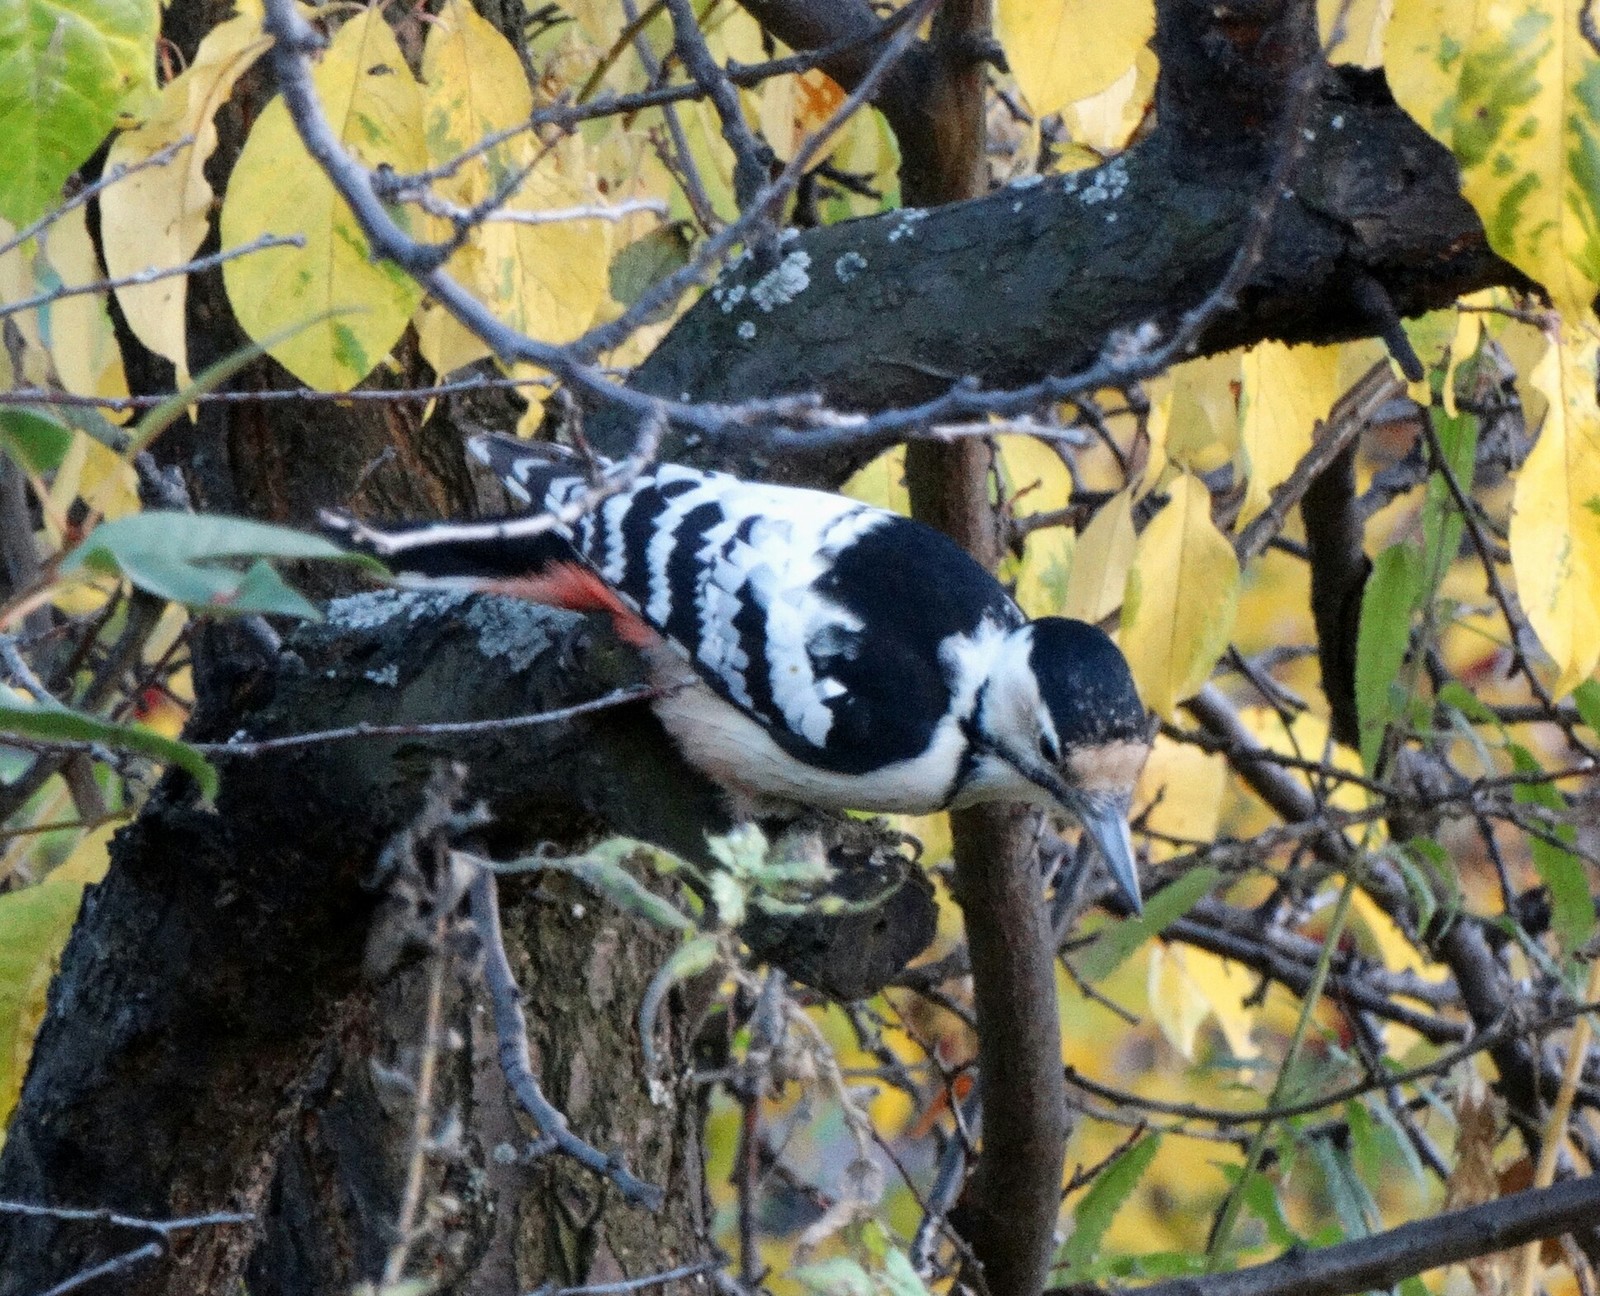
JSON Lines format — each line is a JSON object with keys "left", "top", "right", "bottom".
{"left": 1039, "top": 734, "right": 1060, "bottom": 764}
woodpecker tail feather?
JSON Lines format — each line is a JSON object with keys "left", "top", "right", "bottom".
{"left": 466, "top": 433, "right": 600, "bottom": 508}
{"left": 318, "top": 508, "right": 582, "bottom": 582}
{"left": 319, "top": 508, "right": 661, "bottom": 649}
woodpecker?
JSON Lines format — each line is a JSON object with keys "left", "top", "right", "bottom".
{"left": 326, "top": 435, "right": 1152, "bottom": 911}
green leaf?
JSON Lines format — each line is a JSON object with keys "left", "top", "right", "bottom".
{"left": 1308, "top": 1134, "right": 1375, "bottom": 1238}
{"left": 1355, "top": 542, "right": 1424, "bottom": 774}
{"left": 1055, "top": 1133, "right": 1161, "bottom": 1276}
{"left": 1420, "top": 407, "right": 1479, "bottom": 599}
{"left": 1573, "top": 679, "right": 1600, "bottom": 735}
{"left": 62, "top": 512, "right": 380, "bottom": 618}
{"left": 879, "top": 1250, "right": 933, "bottom": 1296}
{"left": 498, "top": 840, "right": 692, "bottom": 931}
{"left": 0, "top": 409, "right": 73, "bottom": 474}
{"left": 608, "top": 224, "right": 693, "bottom": 307}
{"left": 637, "top": 933, "right": 720, "bottom": 1078}
{"left": 1239, "top": 1165, "right": 1300, "bottom": 1250}
{"left": 0, "top": 870, "right": 94, "bottom": 1127}
{"left": 1510, "top": 744, "right": 1595, "bottom": 954}
{"left": 1078, "top": 866, "right": 1220, "bottom": 983}
{"left": 793, "top": 1258, "right": 875, "bottom": 1296}
{"left": 0, "top": 0, "right": 158, "bottom": 224}
{"left": 0, "top": 689, "right": 217, "bottom": 797}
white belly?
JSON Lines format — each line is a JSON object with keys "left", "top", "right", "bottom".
{"left": 651, "top": 681, "right": 974, "bottom": 815}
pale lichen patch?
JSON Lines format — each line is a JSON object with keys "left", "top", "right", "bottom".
{"left": 834, "top": 250, "right": 867, "bottom": 283}
{"left": 749, "top": 249, "right": 812, "bottom": 311}
{"left": 886, "top": 208, "right": 927, "bottom": 242}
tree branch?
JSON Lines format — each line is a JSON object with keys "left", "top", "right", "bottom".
{"left": 1053, "top": 1172, "right": 1600, "bottom": 1296}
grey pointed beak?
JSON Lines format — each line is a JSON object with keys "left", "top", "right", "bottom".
{"left": 1079, "top": 794, "right": 1142, "bottom": 915}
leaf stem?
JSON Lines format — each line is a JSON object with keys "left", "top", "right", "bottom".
{"left": 1206, "top": 870, "right": 1360, "bottom": 1269}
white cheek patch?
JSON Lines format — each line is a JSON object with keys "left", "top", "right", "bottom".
{"left": 1067, "top": 739, "right": 1151, "bottom": 797}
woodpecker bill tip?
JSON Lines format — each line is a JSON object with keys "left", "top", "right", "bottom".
{"left": 1074, "top": 789, "right": 1142, "bottom": 915}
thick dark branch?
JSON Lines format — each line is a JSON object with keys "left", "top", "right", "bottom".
{"left": 594, "top": 66, "right": 1523, "bottom": 480}
{"left": 0, "top": 595, "right": 933, "bottom": 1292}
{"left": 1052, "top": 1172, "right": 1600, "bottom": 1296}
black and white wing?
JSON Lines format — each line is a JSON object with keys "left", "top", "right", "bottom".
{"left": 470, "top": 435, "right": 1026, "bottom": 776}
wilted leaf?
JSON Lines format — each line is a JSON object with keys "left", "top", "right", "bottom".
{"left": 1121, "top": 473, "right": 1239, "bottom": 717}
{"left": 1509, "top": 335, "right": 1600, "bottom": 693}
{"left": 102, "top": 0, "right": 269, "bottom": 387}
{"left": 637, "top": 932, "right": 721, "bottom": 1079}
{"left": 0, "top": 0, "right": 158, "bottom": 224}
{"left": 997, "top": 0, "right": 1154, "bottom": 117}
{"left": 498, "top": 840, "right": 692, "bottom": 931}
{"left": 1355, "top": 542, "right": 1423, "bottom": 774}
{"left": 220, "top": 9, "right": 427, "bottom": 390}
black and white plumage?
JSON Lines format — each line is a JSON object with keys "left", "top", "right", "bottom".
{"left": 327, "top": 434, "right": 1153, "bottom": 910}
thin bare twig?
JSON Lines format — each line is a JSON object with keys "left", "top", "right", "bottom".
{"left": 196, "top": 684, "right": 655, "bottom": 757}
{"left": 468, "top": 865, "right": 665, "bottom": 1210}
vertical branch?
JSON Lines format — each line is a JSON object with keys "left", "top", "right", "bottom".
{"left": 899, "top": 8, "right": 1067, "bottom": 1295}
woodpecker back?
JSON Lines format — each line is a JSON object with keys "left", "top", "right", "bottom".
{"left": 327, "top": 435, "right": 1152, "bottom": 908}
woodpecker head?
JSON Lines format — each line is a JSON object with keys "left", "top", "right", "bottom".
{"left": 964, "top": 617, "right": 1151, "bottom": 912}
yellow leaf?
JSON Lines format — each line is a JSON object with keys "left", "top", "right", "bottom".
{"left": 102, "top": 0, "right": 269, "bottom": 387}
{"left": 841, "top": 448, "right": 909, "bottom": 515}
{"left": 37, "top": 207, "right": 130, "bottom": 409}
{"left": 997, "top": 434, "right": 1073, "bottom": 516}
{"left": 418, "top": 5, "right": 612, "bottom": 343}
{"left": 1180, "top": 946, "right": 1260, "bottom": 1060}
{"left": 1136, "top": 735, "right": 1227, "bottom": 856}
{"left": 1164, "top": 350, "right": 1240, "bottom": 474}
{"left": 1016, "top": 525, "right": 1075, "bottom": 619}
{"left": 1236, "top": 341, "right": 1337, "bottom": 528}
{"left": 1121, "top": 473, "right": 1239, "bottom": 717}
{"left": 1060, "top": 49, "right": 1157, "bottom": 154}
{"left": 1062, "top": 488, "right": 1135, "bottom": 624}
{"left": 1387, "top": 0, "right": 1600, "bottom": 323}
{"left": 1443, "top": 307, "right": 1483, "bottom": 418}
{"left": 416, "top": 296, "right": 490, "bottom": 378}
{"left": 423, "top": 0, "right": 531, "bottom": 195}
{"left": 464, "top": 162, "right": 613, "bottom": 344}
{"left": 1146, "top": 943, "right": 1211, "bottom": 1059}
{"left": 1320, "top": 0, "right": 1392, "bottom": 68}
{"left": 1350, "top": 890, "right": 1445, "bottom": 982}
{"left": 1136, "top": 374, "right": 1173, "bottom": 498}
{"left": 997, "top": 0, "right": 1155, "bottom": 118}
{"left": 0, "top": 828, "right": 112, "bottom": 1136}
{"left": 1509, "top": 333, "right": 1600, "bottom": 694}
{"left": 219, "top": 8, "right": 427, "bottom": 391}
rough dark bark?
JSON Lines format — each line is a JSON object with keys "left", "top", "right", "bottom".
{"left": 591, "top": 67, "right": 1523, "bottom": 481}
{"left": 0, "top": 593, "right": 931, "bottom": 1292}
